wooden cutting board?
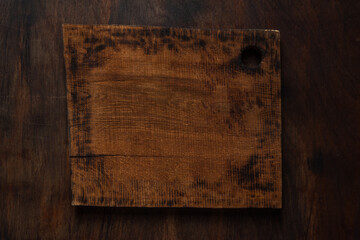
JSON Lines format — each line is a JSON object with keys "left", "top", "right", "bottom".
{"left": 63, "top": 25, "right": 281, "bottom": 208}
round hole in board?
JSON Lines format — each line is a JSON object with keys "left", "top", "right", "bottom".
{"left": 240, "top": 46, "right": 263, "bottom": 68}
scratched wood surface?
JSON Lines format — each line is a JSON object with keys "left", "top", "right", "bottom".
{"left": 63, "top": 25, "right": 281, "bottom": 208}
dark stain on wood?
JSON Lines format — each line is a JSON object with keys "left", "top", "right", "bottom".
{"left": 196, "top": 39, "right": 206, "bottom": 49}
{"left": 249, "top": 182, "right": 275, "bottom": 192}
{"left": 192, "top": 177, "right": 207, "bottom": 188}
{"left": 84, "top": 36, "right": 100, "bottom": 44}
{"left": 68, "top": 46, "right": 78, "bottom": 75}
{"left": 256, "top": 96, "right": 264, "bottom": 107}
{"left": 93, "top": 44, "right": 106, "bottom": 53}
{"left": 228, "top": 155, "right": 260, "bottom": 184}
{"left": 167, "top": 43, "right": 175, "bottom": 50}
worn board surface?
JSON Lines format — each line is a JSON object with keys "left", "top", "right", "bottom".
{"left": 63, "top": 24, "right": 281, "bottom": 208}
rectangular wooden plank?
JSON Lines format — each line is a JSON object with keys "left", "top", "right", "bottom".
{"left": 63, "top": 25, "right": 281, "bottom": 208}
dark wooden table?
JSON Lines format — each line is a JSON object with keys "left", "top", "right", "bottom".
{"left": 1, "top": 1, "right": 359, "bottom": 239}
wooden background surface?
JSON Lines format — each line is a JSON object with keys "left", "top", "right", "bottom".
{"left": 0, "top": 0, "right": 359, "bottom": 239}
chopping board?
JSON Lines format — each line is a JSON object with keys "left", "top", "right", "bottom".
{"left": 63, "top": 25, "right": 281, "bottom": 208}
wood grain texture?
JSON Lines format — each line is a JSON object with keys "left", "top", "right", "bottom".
{"left": 1, "top": 0, "right": 359, "bottom": 239}
{"left": 63, "top": 25, "right": 281, "bottom": 208}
